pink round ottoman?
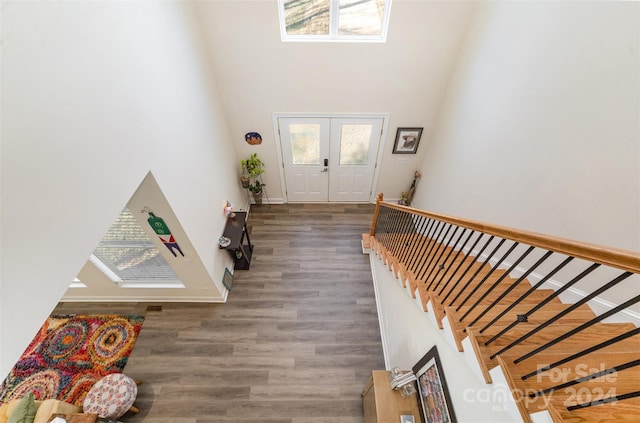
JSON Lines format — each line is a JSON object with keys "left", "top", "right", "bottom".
{"left": 83, "top": 373, "right": 138, "bottom": 419}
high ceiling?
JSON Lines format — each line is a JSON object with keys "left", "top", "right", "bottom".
{"left": 193, "top": 0, "right": 475, "bottom": 200}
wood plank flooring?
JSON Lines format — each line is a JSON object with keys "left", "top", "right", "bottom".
{"left": 53, "top": 203, "right": 385, "bottom": 423}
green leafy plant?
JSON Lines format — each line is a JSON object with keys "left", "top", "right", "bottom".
{"left": 243, "top": 153, "right": 265, "bottom": 179}
{"left": 242, "top": 153, "right": 266, "bottom": 201}
{"left": 248, "top": 180, "right": 266, "bottom": 195}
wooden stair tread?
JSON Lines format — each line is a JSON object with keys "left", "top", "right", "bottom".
{"left": 434, "top": 289, "right": 562, "bottom": 318}
{"left": 501, "top": 352, "right": 640, "bottom": 384}
{"left": 419, "top": 262, "right": 510, "bottom": 288}
{"left": 466, "top": 322, "right": 637, "bottom": 382}
{"left": 425, "top": 289, "right": 560, "bottom": 325}
{"left": 450, "top": 316, "right": 625, "bottom": 345}
{"left": 475, "top": 325, "right": 634, "bottom": 352}
{"left": 472, "top": 322, "right": 637, "bottom": 347}
{"left": 431, "top": 272, "right": 521, "bottom": 294}
{"left": 451, "top": 302, "right": 594, "bottom": 325}
{"left": 516, "top": 377, "right": 640, "bottom": 416}
{"left": 438, "top": 284, "right": 538, "bottom": 305}
{"left": 445, "top": 305, "right": 599, "bottom": 352}
{"left": 548, "top": 396, "right": 640, "bottom": 423}
{"left": 521, "top": 377, "right": 640, "bottom": 403}
{"left": 498, "top": 353, "right": 640, "bottom": 413}
{"left": 470, "top": 327, "right": 639, "bottom": 368}
{"left": 449, "top": 304, "right": 597, "bottom": 336}
{"left": 468, "top": 324, "right": 639, "bottom": 374}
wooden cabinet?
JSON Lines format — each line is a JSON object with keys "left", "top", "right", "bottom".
{"left": 362, "top": 370, "right": 421, "bottom": 423}
{"left": 219, "top": 212, "right": 253, "bottom": 270}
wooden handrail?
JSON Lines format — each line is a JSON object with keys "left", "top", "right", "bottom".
{"left": 370, "top": 197, "right": 640, "bottom": 421}
{"left": 375, "top": 200, "right": 640, "bottom": 274}
{"left": 369, "top": 193, "right": 385, "bottom": 237}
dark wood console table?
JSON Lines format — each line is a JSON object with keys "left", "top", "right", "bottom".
{"left": 219, "top": 211, "right": 253, "bottom": 270}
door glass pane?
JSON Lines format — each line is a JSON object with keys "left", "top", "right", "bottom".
{"left": 340, "top": 124, "right": 371, "bottom": 165}
{"left": 284, "top": 0, "right": 330, "bottom": 35}
{"left": 290, "top": 124, "right": 321, "bottom": 165}
{"left": 338, "top": 0, "right": 385, "bottom": 36}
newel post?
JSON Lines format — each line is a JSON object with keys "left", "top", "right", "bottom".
{"left": 369, "top": 193, "right": 384, "bottom": 237}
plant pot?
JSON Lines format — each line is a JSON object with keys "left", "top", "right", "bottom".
{"left": 252, "top": 191, "right": 263, "bottom": 205}
{"left": 240, "top": 175, "right": 250, "bottom": 189}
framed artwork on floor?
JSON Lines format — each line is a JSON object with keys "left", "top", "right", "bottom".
{"left": 412, "top": 346, "right": 457, "bottom": 423}
{"left": 222, "top": 267, "right": 234, "bottom": 290}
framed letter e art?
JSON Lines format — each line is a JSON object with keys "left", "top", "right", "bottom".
{"left": 412, "top": 346, "right": 457, "bottom": 423}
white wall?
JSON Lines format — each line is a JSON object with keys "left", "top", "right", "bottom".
{"left": 0, "top": 1, "right": 245, "bottom": 377}
{"left": 413, "top": 1, "right": 639, "bottom": 253}
{"left": 65, "top": 172, "right": 234, "bottom": 302}
{"left": 410, "top": 1, "right": 640, "bottom": 309}
{"left": 195, "top": 0, "right": 475, "bottom": 203}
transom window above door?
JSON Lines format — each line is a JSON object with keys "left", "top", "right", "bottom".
{"left": 278, "top": 0, "right": 392, "bottom": 42}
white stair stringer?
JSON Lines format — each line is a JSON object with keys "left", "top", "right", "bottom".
{"left": 370, "top": 253, "right": 522, "bottom": 422}
{"left": 413, "top": 288, "right": 425, "bottom": 312}
{"left": 422, "top": 283, "right": 527, "bottom": 421}
{"left": 488, "top": 360, "right": 547, "bottom": 423}
{"left": 529, "top": 411, "right": 554, "bottom": 423}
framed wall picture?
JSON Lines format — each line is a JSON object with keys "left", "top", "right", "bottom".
{"left": 393, "top": 127, "right": 423, "bottom": 154}
{"left": 412, "top": 346, "right": 457, "bottom": 423}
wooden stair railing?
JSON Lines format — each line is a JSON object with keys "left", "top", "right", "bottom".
{"left": 366, "top": 194, "right": 640, "bottom": 423}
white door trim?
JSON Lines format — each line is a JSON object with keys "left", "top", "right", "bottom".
{"left": 272, "top": 113, "right": 390, "bottom": 203}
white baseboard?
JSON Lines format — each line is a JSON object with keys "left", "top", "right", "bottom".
{"left": 60, "top": 294, "right": 228, "bottom": 302}
{"left": 248, "top": 196, "right": 286, "bottom": 205}
{"left": 369, "top": 253, "right": 391, "bottom": 370}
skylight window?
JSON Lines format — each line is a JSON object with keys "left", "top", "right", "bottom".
{"left": 279, "top": 0, "right": 392, "bottom": 42}
{"left": 89, "top": 207, "right": 183, "bottom": 288}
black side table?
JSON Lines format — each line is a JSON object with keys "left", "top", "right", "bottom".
{"left": 219, "top": 211, "right": 253, "bottom": 270}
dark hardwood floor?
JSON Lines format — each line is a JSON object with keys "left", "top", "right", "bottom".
{"left": 54, "top": 203, "right": 385, "bottom": 422}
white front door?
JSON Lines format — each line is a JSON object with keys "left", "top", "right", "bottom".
{"left": 278, "top": 117, "right": 331, "bottom": 202}
{"left": 328, "top": 117, "right": 383, "bottom": 202}
{"left": 277, "top": 115, "right": 384, "bottom": 202}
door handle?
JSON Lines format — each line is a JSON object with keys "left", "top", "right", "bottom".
{"left": 321, "top": 158, "right": 329, "bottom": 172}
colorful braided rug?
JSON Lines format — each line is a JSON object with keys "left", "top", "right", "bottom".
{"left": 0, "top": 314, "right": 144, "bottom": 407}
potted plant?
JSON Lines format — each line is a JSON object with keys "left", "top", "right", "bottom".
{"left": 243, "top": 153, "right": 266, "bottom": 204}
{"left": 244, "top": 153, "right": 265, "bottom": 179}
{"left": 240, "top": 161, "right": 250, "bottom": 189}
{"left": 248, "top": 180, "right": 266, "bottom": 205}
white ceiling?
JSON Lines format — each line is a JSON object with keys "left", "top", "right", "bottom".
{"left": 193, "top": 0, "right": 475, "bottom": 200}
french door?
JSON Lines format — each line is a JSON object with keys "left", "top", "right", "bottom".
{"left": 277, "top": 116, "right": 384, "bottom": 202}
